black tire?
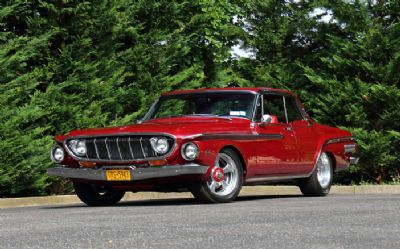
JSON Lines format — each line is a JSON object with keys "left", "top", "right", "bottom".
{"left": 73, "top": 182, "right": 125, "bottom": 206}
{"left": 299, "top": 152, "right": 333, "bottom": 196}
{"left": 190, "top": 149, "right": 243, "bottom": 203}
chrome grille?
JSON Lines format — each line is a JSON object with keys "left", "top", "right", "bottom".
{"left": 66, "top": 135, "right": 174, "bottom": 162}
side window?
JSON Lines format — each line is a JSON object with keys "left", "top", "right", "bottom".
{"left": 285, "top": 96, "right": 303, "bottom": 123}
{"left": 263, "top": 94, "right": 286, "bottom": 123}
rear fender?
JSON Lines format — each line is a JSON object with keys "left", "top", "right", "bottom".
{"left": 312, "top": 136, "right": 357, "bottom": 174}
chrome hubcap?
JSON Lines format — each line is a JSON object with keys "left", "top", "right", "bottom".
{"left": 207, "top": 153, "right": 238, "bottom": 196}
{"left": 316, "top": 153, "right": 332, "bottom": 188}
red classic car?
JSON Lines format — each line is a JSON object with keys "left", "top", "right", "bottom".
{"left": 48, "top": 87, "right": 359, "bottom": 205}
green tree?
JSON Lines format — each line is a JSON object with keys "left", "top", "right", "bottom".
{"left": 0, "top": 0, "right": 245, "bottom": 196}
{"left": 1, "top": 0, "right": 399, "bottom": 197}
{"left": 236, "top": 0, "right": 400, "bottom": 183}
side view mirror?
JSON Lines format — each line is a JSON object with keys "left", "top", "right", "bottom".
{"left": 262, "top": 114, "right": 272, "bottom": 124}
{"left": 259, "top": 114, "right": 272, "bottom": 127}
{"left": 260, "top": 114, "right": 279, "bottom": 127}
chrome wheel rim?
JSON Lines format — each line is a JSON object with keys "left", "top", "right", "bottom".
{"left": 316, "top": 153, "right": 332, "bottom": 189}
{"left": 207, "top": 153, "right": 239, "bottom": 196}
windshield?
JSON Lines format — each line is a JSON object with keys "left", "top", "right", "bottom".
{"left": 143, "top": 91, "right": 257, "bottom": 121}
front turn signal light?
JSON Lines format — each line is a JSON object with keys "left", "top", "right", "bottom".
{"left": 149, "top": 159, "right": 167, "bottom": 166}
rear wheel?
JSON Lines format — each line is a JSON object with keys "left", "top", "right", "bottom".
{"left": 299, "top": 152, "right": 333, "bottom": 196}
{"left": 73, "top": 182, "right": 125, "bottom": 206}
{"left": 191, "top": 149, "right": 243, "bottom": 203}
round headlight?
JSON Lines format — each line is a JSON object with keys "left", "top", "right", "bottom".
{"left": 150, "top": 137, "right": 170, "bottom": 154}
{"left": 51, "top": 146, "right": 65, "bottom": 163}
{"left": 69, "top": 139, "right": 87, "bottom": 156}
{"left": 76, "top": 140, "right": 87, "bottom": 155}
{"left": 181, "top": 142, "right": 199, "bottom": 161}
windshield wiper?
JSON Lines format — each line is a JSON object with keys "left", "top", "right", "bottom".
{"left": 185, "top": 114, "right": 219, "bottom": 117}
{"left": 163, "top": 114, "right": 186, "bottom": 118}
{"left": 159, "top": 114, "right": 234, "bottom": 120}
{"left": 183, "top": 114, "right": 232, "bottom": 120}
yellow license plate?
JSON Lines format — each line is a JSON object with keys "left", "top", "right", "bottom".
{"left": 105, "top": 169, "right": 131, "bottom": 181}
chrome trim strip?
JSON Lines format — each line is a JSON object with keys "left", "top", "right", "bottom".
{"left": 326, "top": 137, "right": 355, "bottom": 145}
{"left": 65, "top": 132, "right": 177, "bottom": 139}
{"left": 83, "top": 140, "right": 88, "bottom": 159}
{"left": 251, "top": 94, "right": 261, "bottom": 122}
{"left": 139, "top": 136, "right": 146, "bottom": 159}
{"left": 128, "top": 137, "right": 134, "bottom": 159}
{"left": 245, "top": 174, "right": 309, "bottom": 183}
{"left": 116, "top": 137, "right": 123, "bottom": 160}
{"left": 179, "top": 89, "right": 257, "bottom": 94}
{"left": 47, "top": 164, "right": 209, "bottom": 181}
{"left": 182, "top": 133, "right": 283, "bottom": 141}
{"left": 283, "top": 96, "right": 289, "bottom": 123}
{"left": 260, "top": 93, "right": 264, "bottom": 119}
{"left": 93, "top": 138, "right": 100, "bottom": 159}
{"left": 63, "top": 133, "right": 177, "bottom": 163}
{"left": 198, "top": 133, "right": 283, "bottom": 141}
{"left": 182, "top": 134, "right": 203, "bottom": 140}
{"left": 142, "top": 99, "right": 159, "bottom": 121}
{"left": 104, "top": 137, "right": 111, "bottom": 160}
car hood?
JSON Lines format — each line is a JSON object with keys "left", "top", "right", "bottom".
{"left": 64, "top": 117, "right": 252, "bottom": 140}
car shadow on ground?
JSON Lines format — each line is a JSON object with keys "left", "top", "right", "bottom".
{"left": 40, "top": 194, "right": 303, "bottom": 209}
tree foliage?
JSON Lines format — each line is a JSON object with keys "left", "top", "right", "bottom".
{"left": 235, "top": 0, "right": 400, "bottom": 183}
{"left": 0, "top": 0, "right": 399, "bottom": 196}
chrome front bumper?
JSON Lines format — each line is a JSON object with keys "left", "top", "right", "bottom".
{"left": 47, "top": 164, "right": 209, "bottom": 181}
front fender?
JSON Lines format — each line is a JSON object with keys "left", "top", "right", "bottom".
{"left": 185, "top": 138, "right": 250, "bottom": 178}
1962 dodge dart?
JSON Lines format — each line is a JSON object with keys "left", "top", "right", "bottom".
{"left": 48, "top": 87, "right": 359, "bottom": 205}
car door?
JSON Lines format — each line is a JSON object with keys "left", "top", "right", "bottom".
{"left": 253, "top": 93, "right": 299, "bottom": 175}
{"left": 284, "top": 95, "right": 319, "bottom": 174}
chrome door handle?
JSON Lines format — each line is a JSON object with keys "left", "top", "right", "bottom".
{"left": 284, "top": 126, "right": 293, "bottom": 132}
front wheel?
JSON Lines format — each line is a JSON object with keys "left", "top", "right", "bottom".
{"left": 299, "top": 152, "right": 333, "bottom": 196}
{"left": 190, "top": 149, "right": 243, "bottom": 203}
{"left": 73, "top": 182, "right": 125, "bottom": 206}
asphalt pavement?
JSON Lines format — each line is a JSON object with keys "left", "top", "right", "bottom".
{"left": 0, "top": 194, "right": 399, "bottom": 249}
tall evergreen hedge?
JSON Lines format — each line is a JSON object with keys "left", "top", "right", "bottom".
{"left": 0, "top": 0, "right": 399, "bottom": 197}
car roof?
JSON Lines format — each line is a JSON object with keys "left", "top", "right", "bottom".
{"left": 161, "top": 87, "right": 294, "bottom": 96}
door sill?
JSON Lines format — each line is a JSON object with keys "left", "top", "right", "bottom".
{"left": 245, "top": 174, "right": 309, "bottom": 183}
